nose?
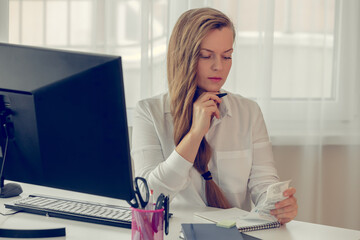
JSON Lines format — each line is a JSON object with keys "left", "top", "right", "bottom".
{"left": 211, "top": 56, "right": 223, "bottom": 71}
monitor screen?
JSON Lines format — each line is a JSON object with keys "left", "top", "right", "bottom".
{"left": 0, "top": 43, "right": 134, "bottom": 201}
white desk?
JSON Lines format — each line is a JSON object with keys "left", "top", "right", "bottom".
{"left": 1, "top": 183, "right": 359, "bottom": 240}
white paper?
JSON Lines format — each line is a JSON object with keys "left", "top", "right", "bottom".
{"left": 239, "top": 180, "right": 292, "bottom": 224}
{"left": 194, "top": 207, "right": 248, "bottom": 223}
{"left": 193, "top": 180, "right": 292, "bottom": 230}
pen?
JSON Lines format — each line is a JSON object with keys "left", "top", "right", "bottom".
{"left": 216, "top": 93, "right": 227, "bottom": 98}
{"left": 146, "top": 189, "right": 154, "bottom": 210}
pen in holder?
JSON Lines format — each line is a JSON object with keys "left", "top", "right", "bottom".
{"left": 128, "top": 178, "right": 170, "bottom": 240}
{"left": 131, "top": 207, "right": 164, "bottom": 240}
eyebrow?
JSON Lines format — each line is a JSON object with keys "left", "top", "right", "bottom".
{"left": 200, "top": 48, "right": 233, "bottom": 53}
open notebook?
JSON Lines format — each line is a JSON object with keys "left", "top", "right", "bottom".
{"left": 194, "top": 207, "right": 281, "bottom": 232}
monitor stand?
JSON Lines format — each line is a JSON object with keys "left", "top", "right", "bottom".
{"left": 0, "top": 181, "right": 23, "bottom": 198}
{"left": 0, "top": 95, "right": 23, "bottom": 198}
{"left": 0, "top": 136, "right": 23, "bottom": 198}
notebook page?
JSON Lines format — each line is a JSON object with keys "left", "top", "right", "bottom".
{"left": 194, "top": 207, "right": 249, "bottom": 223}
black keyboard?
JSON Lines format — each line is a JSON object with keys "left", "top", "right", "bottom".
{"left": 5, "top": 195, "right": 132, "bottom": 228}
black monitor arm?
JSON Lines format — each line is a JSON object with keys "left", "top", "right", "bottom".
{"left": 0, "top": 95, "right": 22, "bottom": 198}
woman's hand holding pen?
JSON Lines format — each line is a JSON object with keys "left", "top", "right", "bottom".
{"left": 270, "top": 187, "right": 298, "bottom": 224}
{"left": 190, "top": 92, "right": 222, "bottom": 137}
{"left": 174, "top": 92, "right": 222, "bottom": 164}
{"left": 174, "top": 92, "right": 225, "bottom": 164}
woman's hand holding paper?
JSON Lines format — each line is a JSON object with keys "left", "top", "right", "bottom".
{"left": 270, "top": 187, "right": 298, "bottom": 224}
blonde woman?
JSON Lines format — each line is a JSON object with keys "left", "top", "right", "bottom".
{"left": 132, "top": 8, "right": 298, "bottom": 224}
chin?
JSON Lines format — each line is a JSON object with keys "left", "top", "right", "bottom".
{"left": 197, "top": 82, "right": 224, "bottom": 93}
{"left": 198, "top": 85, "right": 221, "bottom": 92}
{"left": 206, "top": 87, "right": 222, "bottom": 92}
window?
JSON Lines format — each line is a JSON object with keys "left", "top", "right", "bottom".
{"left": 3, "top": 0, "right": 358, "bottom": 144}
{"left": 7, "top": 0, "right": 169, "bottom": 110}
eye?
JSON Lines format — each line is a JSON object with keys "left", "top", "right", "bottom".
{"left": 224, "top": 56, "right": 232, "bottom": 60}
{"left": 200, "top": 55, "right": 211, "bottom": 59}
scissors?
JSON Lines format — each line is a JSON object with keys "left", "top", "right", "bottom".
{"left": 127, "top": 177, "right": 149, "bottom": 209}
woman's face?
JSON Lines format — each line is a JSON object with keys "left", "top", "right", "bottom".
{"left": 196, "top": 26, "right": 234, "bottom": 92}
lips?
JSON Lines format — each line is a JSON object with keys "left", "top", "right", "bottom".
{"left": 208, "top": 77, "right": 222, "bottom": 82}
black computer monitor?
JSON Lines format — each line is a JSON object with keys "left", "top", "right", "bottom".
{"left": 0, "top": 43, "right": 134, "bottom": 201}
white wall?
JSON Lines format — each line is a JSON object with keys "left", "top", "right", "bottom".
{"left": 274, "top": 145, "right": 360, "bottom": 231}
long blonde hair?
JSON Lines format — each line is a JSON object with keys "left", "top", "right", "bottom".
{"left": 167, "top": 8, "right": 235, "bottom": 209}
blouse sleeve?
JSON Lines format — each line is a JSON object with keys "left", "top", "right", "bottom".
{"left": 131, "top": 99, "right": 193, "bottom": 200}
{"left": 248, "top": 102, "right": 280, "bottom": 206}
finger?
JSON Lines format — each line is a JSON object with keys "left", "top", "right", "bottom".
{"left": 196, "top": 99, "right": 220, "bottom": 119}
{"left": 198, "top": 92, "right": 222, "bottom": 104}
{"left": 271, "top": 204, "right": 297, "bottom": 216}
{"left": 193, "top": 100, "right": 216, "bottom": 114}
{"left": 273, "top": 204, "right": 298, "bottom": 222}
{"left": 278, "top": 218, "right": 292, "bottom": 225}
{"left": 274, "top": 210, "right": 297, "bottom": 221}
{"left": 275, "top": 196, "right": 297, "bottom": 209}
{"left": 284, "top": 187, "right": 296, "bottom": 197}
{"left": 201, "top": 99, "right": 218, "bottom": 108}
{"left": 205, "top": 105, "right": 220, "bottom": 118}
{"left": 213, "top": 108, "right": 220, "bottom": 119}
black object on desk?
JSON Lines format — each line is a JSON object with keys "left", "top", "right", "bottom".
{"left": 181, "top": 223, "right": 261, "bottom": 240}
{"left": 0, "top": 43, "right": 135, "bottom": 229}
{"left": 181, "top": 223, "right": 243, "bottom": 240}
{"left": 0, "top": 227, "right": 66, "bottom": 238}
{"left": 0, "top": 43, "right": 134, "bottom": 203}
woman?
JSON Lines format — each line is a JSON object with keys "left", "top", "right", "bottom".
{"left": 131, "top": 7, "right": 297, "bottom": 224}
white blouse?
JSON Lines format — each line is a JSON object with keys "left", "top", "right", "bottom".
{"left": 131, "top": 90, "right": 279, "bottom": 211}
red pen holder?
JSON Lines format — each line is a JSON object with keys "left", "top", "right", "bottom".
{"left": 131, "top": 207, "right": 164, "bottom": 240}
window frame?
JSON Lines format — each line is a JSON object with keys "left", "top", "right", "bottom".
{"left": 266, "top": 0, "right": 360, "bottom": 145}
{"left": 0, "top": 1, "right": 9, "bottom": 42}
